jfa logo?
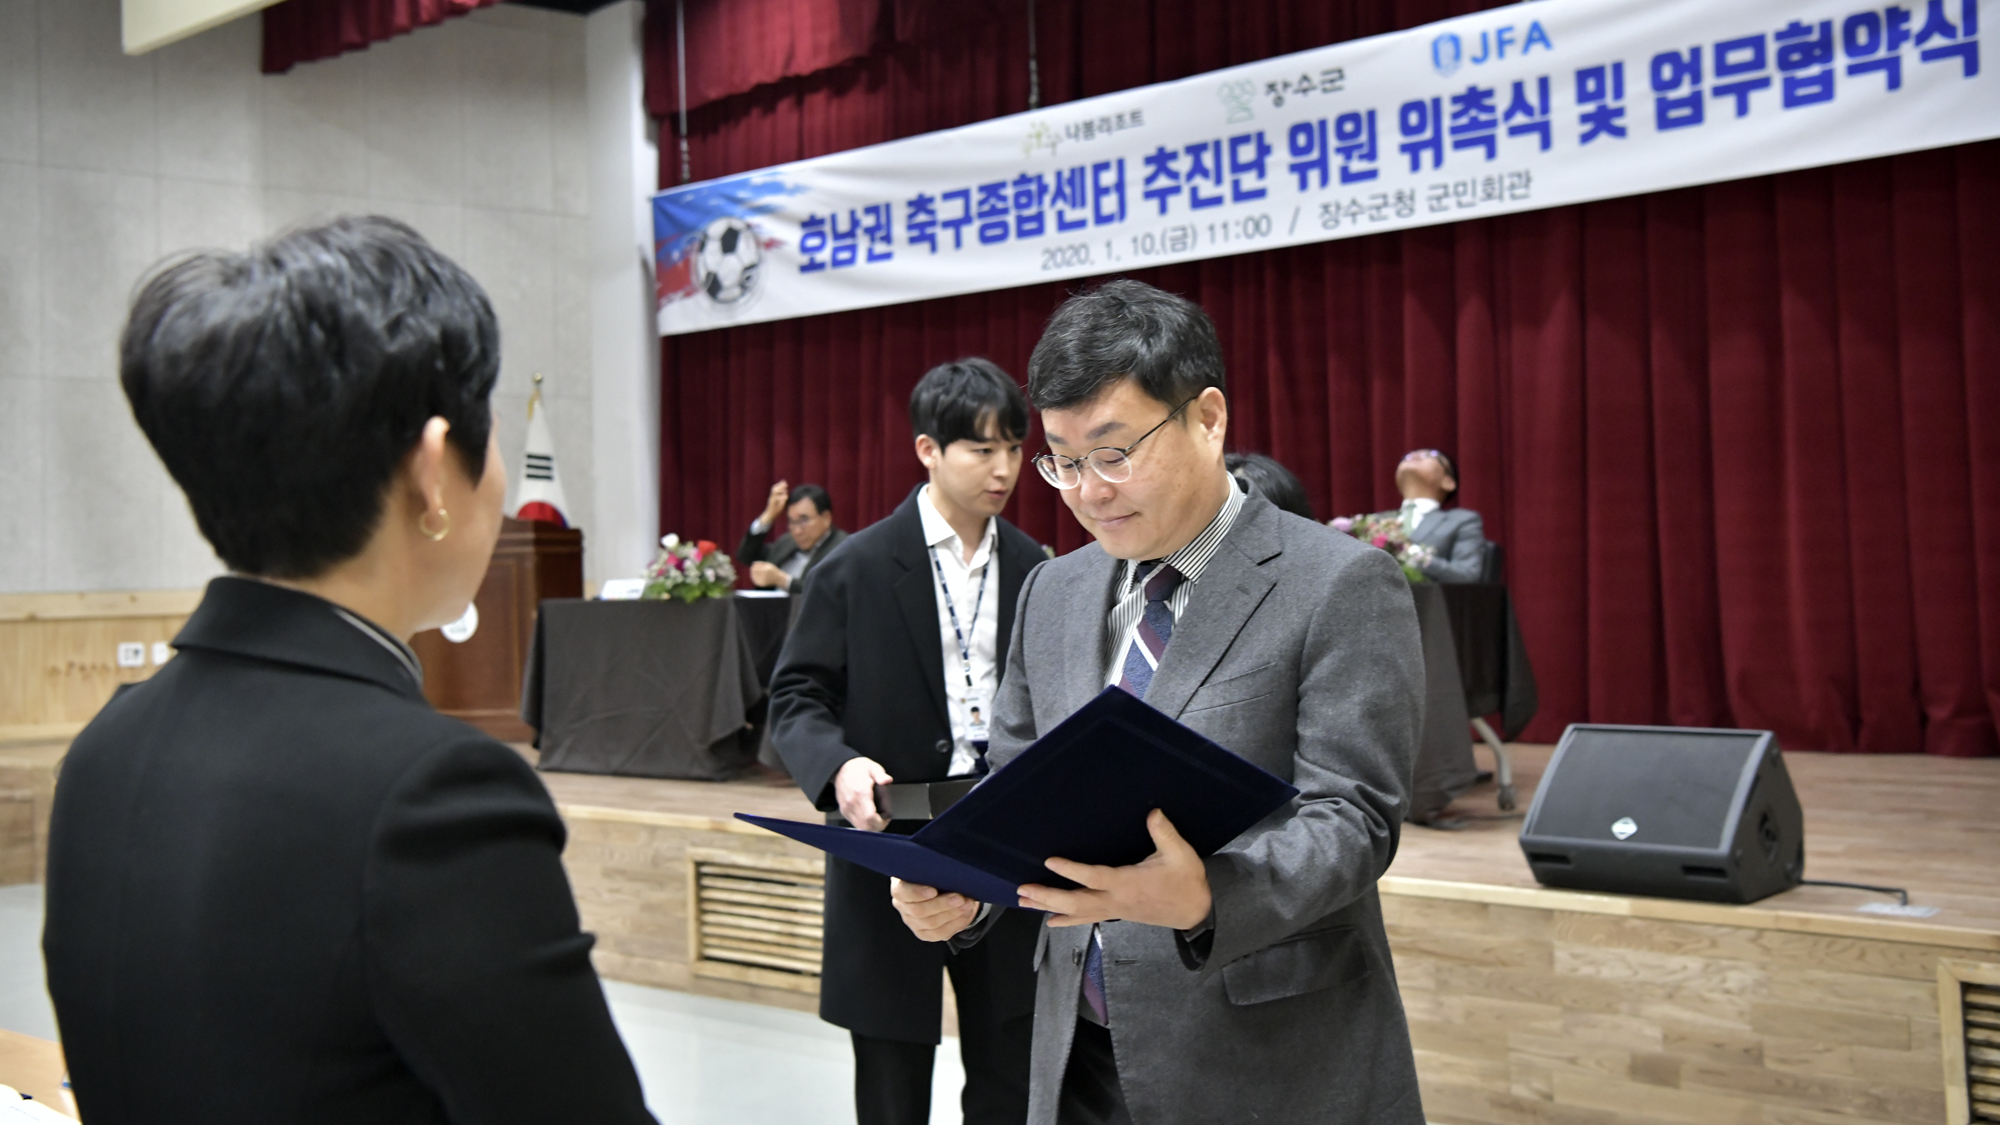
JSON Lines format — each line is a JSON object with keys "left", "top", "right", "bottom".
{"left": 1431, "top": 20, "right": 1554, "bottom": 77}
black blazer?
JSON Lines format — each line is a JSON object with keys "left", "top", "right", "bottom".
{"left": 768, "top": 487, "right": 1045, "bottom": 1042}
{"left": 771, "top": 488, "right": 1045, "bottom": 807}
{"left": 43, "top": 578, "right": 654, "bottom": 1125}
{"left": 736, "top": 523, "right": 848, "bottom": 587}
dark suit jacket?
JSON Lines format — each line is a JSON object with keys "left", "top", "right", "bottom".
{"left": 737, "top": 523, "right": 848, "bottom": 588}
{"left": 43, "top": 577, "right": 654, "bottom": 1125}
{"left": 768, "top": 487, "right": 1044, "bottom": 1042}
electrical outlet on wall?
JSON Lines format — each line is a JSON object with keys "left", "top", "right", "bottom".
{"left": 116, "top": 642, "right": 146, "bottom": 669}
{"left": 151, "top": 642, "right": 173, "bottom": 665}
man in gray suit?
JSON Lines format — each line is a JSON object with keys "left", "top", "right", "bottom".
{"left": 1379, "top": 449, "right": 1488, "bottom": 583}
{"left": 891, "top": 280, "right": 1427, "bottom": 1125}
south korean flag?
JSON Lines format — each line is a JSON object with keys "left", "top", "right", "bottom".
{"left": 513, "top": 372, "right": 570, "bottom": 527}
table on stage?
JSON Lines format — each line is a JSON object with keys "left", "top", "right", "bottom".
{"left": 521, "top": 580, "right": 1529, "bottom": 797}
{"left": 522, "top": 592, "right": 793, "bottom": 780}
{"left": 1405, "top": 581, "right": 1539, "bottom": 823}
{"left": 0, "top": 1029, "right": 73, "bottom": 1119}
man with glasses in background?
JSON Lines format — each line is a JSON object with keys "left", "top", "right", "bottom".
{"left": 1376, "top": 448, "right": 1489, "bottom": 584}
{"left": 740, "top": 481, "right": 847, "bottom": 591}
{"left": 888, "top": 280, "right": 1428, "bottom": 1125}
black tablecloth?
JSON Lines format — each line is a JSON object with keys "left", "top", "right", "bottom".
{"left": 523, "top": 597, "right": 769, "bottom": 780}
{"left": 734, "top": 593, "right": 795, "bottom": 687}
{"left": 1404, "top": 582, "right": 1540, "bottom": 821}
{"left": 1435, "top": 583, "right": 1540, "bottom": 742}
{"left": 735, "top": 593, "right": 800, "bottom": 772}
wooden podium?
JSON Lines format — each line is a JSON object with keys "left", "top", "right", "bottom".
{"left": 411, "top": 517, "right": 582, "bottom": 742}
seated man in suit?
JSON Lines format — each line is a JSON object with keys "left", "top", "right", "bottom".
{"left": 740, "top": 481, "right": 847, "bottom": 590}
{"left": 1383, "top": 448, "right": 1489, "bottom": 583}
{"left": 890, "top": 280, "right": 1427, "bottom": 1125}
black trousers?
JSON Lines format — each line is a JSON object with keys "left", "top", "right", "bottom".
{"left": 849, "top": 955, "right": 1034, "bottom": 1125}
{"left": 1055, "top": 1019, "right": 1131, "bottom": 1125}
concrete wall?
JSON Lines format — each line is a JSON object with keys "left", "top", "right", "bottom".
{"left": 585, "top": 0, "right": 661, "bottom": 587}
{"left": 0, "top": 0, "right": 597, "bottom": 593}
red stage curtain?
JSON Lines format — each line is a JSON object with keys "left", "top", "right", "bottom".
{"left": 644, "top": 0, "right": 887, "bottom": 119}
{"left": 652, "top": 2, "right": 2000, "bottom": 756}
{"left": 262, "top": 0, "right": 502, "bottom": 74}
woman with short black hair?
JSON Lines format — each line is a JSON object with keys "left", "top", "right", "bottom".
{"left": 43, "top": 216, "right": 657, "bottom": 1125}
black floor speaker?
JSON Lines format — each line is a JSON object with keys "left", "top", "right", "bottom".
{"left": 1518, "top": 724, "right": 1804, "bottom": 904}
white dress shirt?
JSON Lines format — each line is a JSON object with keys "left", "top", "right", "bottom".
{"left": 918, "top": 486, "right": 1000, "bottom": 777}
{"left": 1399, "top": 497, "right": 1440, "bottom": 535}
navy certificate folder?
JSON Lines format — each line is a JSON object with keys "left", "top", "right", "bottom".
{"left": 738, "top": 686, "right": 1300, "bottom": 903}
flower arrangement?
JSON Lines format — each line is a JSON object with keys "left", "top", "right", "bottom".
{"left": 1328, "top": 513, "right": 1436, "bottom": 585}
{"left": 643, "top": 534, "right": 737, "bottom": 601}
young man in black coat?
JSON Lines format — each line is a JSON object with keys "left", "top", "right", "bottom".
{"left": 770, "top": 358, "right": 1046, "bottom": 1125}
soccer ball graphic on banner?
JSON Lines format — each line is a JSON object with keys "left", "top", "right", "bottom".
{"left": 694, "top": 217, "right": 762, "bottom": 304}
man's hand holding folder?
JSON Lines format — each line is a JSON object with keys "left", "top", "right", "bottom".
{"left": 1024, "top": 808, "right": 1214, "bottom": 930}
{"left": 739, "top": 688, "right": 1297, "bottom": 939}
{"left": 887, "top": 879, "right": 980, "bottom": 941}
{"left": 832, "top": 756, "right": 894, "bottom": 831}
{"left": 889, "top": 807, "right": 1212, "bottom": 939}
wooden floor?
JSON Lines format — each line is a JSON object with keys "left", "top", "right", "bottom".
{"left": 0, "top": 1028, "right": 72, "bottom": 1117}
{"left": 539, "top": 743, "right": 2000, "bottom": 1125}
{"left": 1401, "top": 743, "right": 2000, "bottom": 935}
{"left": 8, "top": 731, "right": 1999, "bottom": 1124}
{"left": 536, "top": 741, "right": 2000, "bottom": 937}
{"left": 536, "top": 761, "right": 815, "bottom": 825}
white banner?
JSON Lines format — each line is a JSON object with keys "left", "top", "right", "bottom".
{"left": 653, "top": 0, "right": 1991, "bottom": 336}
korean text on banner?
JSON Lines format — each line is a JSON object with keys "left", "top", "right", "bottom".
{"left": 653, "top": 0, "right": 1991, "bottom": 336}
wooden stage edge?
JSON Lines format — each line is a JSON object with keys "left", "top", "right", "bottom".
{"left": 2, "top": 732, "right": 1994, "bottom": 1125}
{"left": 538, "top": 743, "right": 2000, "bottom": 1125}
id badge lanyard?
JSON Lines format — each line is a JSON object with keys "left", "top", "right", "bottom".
{"left": 930, "top": 545, "right": 991, "bottom": 756}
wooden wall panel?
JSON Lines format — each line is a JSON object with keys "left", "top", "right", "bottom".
{"left": 0, "top": 744, "right": 65, "bottom": 884}
{"left": 1384, "top": 893, "right": 1983, "bottom": 1125}
{"left": 0, "top": 591, "right": 200, "bottom": 741}
{"left": 559, "top": 808, "right": 823, "bottom": 1015}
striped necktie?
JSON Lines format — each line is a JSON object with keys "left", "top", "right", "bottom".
{"left": 1113, "top": 562, "right": 1184, "bottom": 701}
{"left": 1086, "top": 560, "right": 1185, "bottom": 1025}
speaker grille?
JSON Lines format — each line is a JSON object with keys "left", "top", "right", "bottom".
{"left": 1528, "top": 728, "right": 1762, "bottom": 848}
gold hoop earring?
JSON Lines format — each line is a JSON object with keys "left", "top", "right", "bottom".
{"left": 419, "top": 508, "right": 451, "bottom": 542}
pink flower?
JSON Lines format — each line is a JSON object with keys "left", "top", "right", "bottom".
{"left": 1330, "top": 516, "right": 1354, "bottom": 533}
{"left": 1371, "top": 534, "right": 1389, "bottom": 549}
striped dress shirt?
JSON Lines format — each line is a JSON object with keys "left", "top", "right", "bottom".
{"left": 1101, "top": 478, "right": 1246, "bottom": 685}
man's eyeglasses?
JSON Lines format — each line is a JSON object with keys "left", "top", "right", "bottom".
{"left": 1401, "top": 448, "right": 1456, "bottom": 478}
{"left": 786, "top": 512, "right": 824, "bottom": 529}
{"left": 1033, "top": 396, "right": 1197, "bottom": 489}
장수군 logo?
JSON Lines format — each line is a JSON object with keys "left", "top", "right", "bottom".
{"left": 1610, "top": 816, "right": 1638, "bottom": 840}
